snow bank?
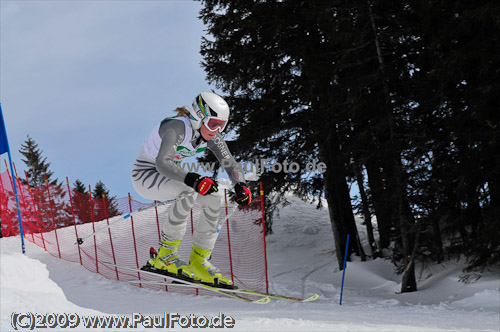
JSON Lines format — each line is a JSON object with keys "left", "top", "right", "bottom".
{"left": 451, "top": 289, "right": 500, "bottom": 311}
{"left": 0, "top": 251, "right": 102, "bottom": 331}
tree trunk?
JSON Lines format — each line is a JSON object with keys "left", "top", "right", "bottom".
{"left": 401, "top": 221, "right": 421, "bottom": 293}
{"left": 398, "top": 194, "right": 417, "bottom": 292}
{"left": 339, "top": 169, "right": 367, "bottom": 262}
{"left": 355, "top": 163, "right": 379, "bottom": 257}
{"left": 365, "top": 159, "right": 392, "bottom": 249}
{"left": 465, "top": 188, "right": 483, "bottom": 240}
{"left": 401, "top": 259, "right": 417, "bottom": 292}
{"left": 323, "top": 176, "right": 346, "bottom": 271}
{"left": 431, "top": 213, "right": 444, "bottom": 264}
{"left": 320, "top": 134, "right": 366, "bottom": 270}
{"left": 367, "top": 0, "right": 417, "bottom": 291}
{"left": 321, "top": 144, "right": 347, "bottom": 271}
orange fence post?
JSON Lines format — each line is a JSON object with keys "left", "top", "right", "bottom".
{"left": 66, "top": 177, "right": 83, "bottom": 265}
{"left": 3, "top": 161, "right": 19, "bottom": 237}
{"left": 102, "top": 193, "right": 119, "bottom": 280}
{"left": 128, "top": 193, "right": 142, "bottom": 287}
{"left": 0, "top": 169, "right": 10, "bottom": 236}
{"left": 3, "top": 160, "right": 14, "bottom": 198}
{"left": 25, "top": 171, "right": 46, "bottom": 250}
{"left": 45, "top": 175, "right": 61, "bottom": 259}
{"left": 12, "top": 163, "right": 34, "bottom": 242}
{"left": 190, "top": 209, "right": 197, "bottom": 296}
{"left": 88, "top": 185, "right": 99, "bottom": 273}
{"left": 154, "top": 200, "right": 161, "bottom": 241}
{"left": 0, "top": 172, "right": 15, "bottom": 237}
{"left": 154, "top": 200, "right": 168, "bottom": 292}
{"left": 260, "top": 182, "right": 269, "bottom": 293}
{"left": 224, "top": 189, "right": 235, "bottom": 286}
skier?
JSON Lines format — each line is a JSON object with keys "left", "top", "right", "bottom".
{"left": 131, "top": 92, "right": 252, "bottom": 289}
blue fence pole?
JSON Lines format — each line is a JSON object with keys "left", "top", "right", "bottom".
{"left": 339, "top": 234, "right": 350, "bottom": 305}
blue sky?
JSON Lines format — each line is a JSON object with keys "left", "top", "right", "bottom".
{"left": 1, "top": 0, "right": 217, "bottom": 200}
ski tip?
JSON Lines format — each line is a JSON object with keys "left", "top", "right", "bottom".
{"left": 252, "top": 297, "right": 271, "bottom": 304}
{"left": 301, "top": 294, "right": 320, "bottom": 302}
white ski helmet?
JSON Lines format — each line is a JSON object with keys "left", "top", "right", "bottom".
{"left": 188, "top": 92, "right": 230, "bottom": 132}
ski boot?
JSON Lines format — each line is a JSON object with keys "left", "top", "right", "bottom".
{"left": 143, "top": 239, "right": 195, "bottom": 282}
{"left": 188, "top": 245, "right": 237, "bottom": 289}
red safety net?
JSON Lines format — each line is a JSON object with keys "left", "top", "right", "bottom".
{"left": 0, "top": 170, "right": 268, "bottom": 296}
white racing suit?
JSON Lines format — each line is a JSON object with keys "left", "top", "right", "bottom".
{"left": 131, "top": 116, "right": 245, "bottom": 251}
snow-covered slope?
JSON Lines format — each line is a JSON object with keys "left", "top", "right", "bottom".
{"left": 1, "top": 192, "right": 499, "bottom": 331}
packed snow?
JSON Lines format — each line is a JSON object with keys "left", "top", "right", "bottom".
{"left": 1, "top": 192, "right": 499, "bottom": 331}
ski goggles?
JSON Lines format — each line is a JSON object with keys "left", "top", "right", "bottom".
{"left": 203, "top": 116, "right": 227, "bottom": 132}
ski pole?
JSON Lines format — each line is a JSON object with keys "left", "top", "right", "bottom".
{"left": 75, "top": 192, "right": 195, "bottom": 245}
{"left": 339, "top": 233, "right": 350, "bottom": 305}
{"left": 216, "top": 205, "right": 238, "bottom": 233}
{"left": 215, "top": 184, "right": 255, "bottom": 232}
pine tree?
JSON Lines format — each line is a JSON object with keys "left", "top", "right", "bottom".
{"left": 19, "top": 135, "right": 58, "bottom": 187}
{"left": 73, "top": 179, "right": 87, "bottom": 194}
{"left": 19, "top": 136, "right": 71, "bottom": 230}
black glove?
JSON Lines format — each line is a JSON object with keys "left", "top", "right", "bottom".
{"left": 184, "top": 173, "right": 218, "bottom": 195}
{"left": 234, "top": 182, "right": 252, "bottom": 207}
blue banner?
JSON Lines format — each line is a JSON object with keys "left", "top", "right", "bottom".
{"left": 0, "top": 104, "right": 10, "bottom": 155}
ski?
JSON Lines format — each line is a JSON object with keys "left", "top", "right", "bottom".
{"left": 128, "top": 278, "right": 319, "bottom": 302}
{"left": 233, "top": 288, "right": 319, "bottom": 303}
{"left": 101, "top": 262, "right": 270, "bottom": 304}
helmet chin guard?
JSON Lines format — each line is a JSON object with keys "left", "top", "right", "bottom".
{"left": 188, "top": 92, "right": 230, "bottom": 131}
